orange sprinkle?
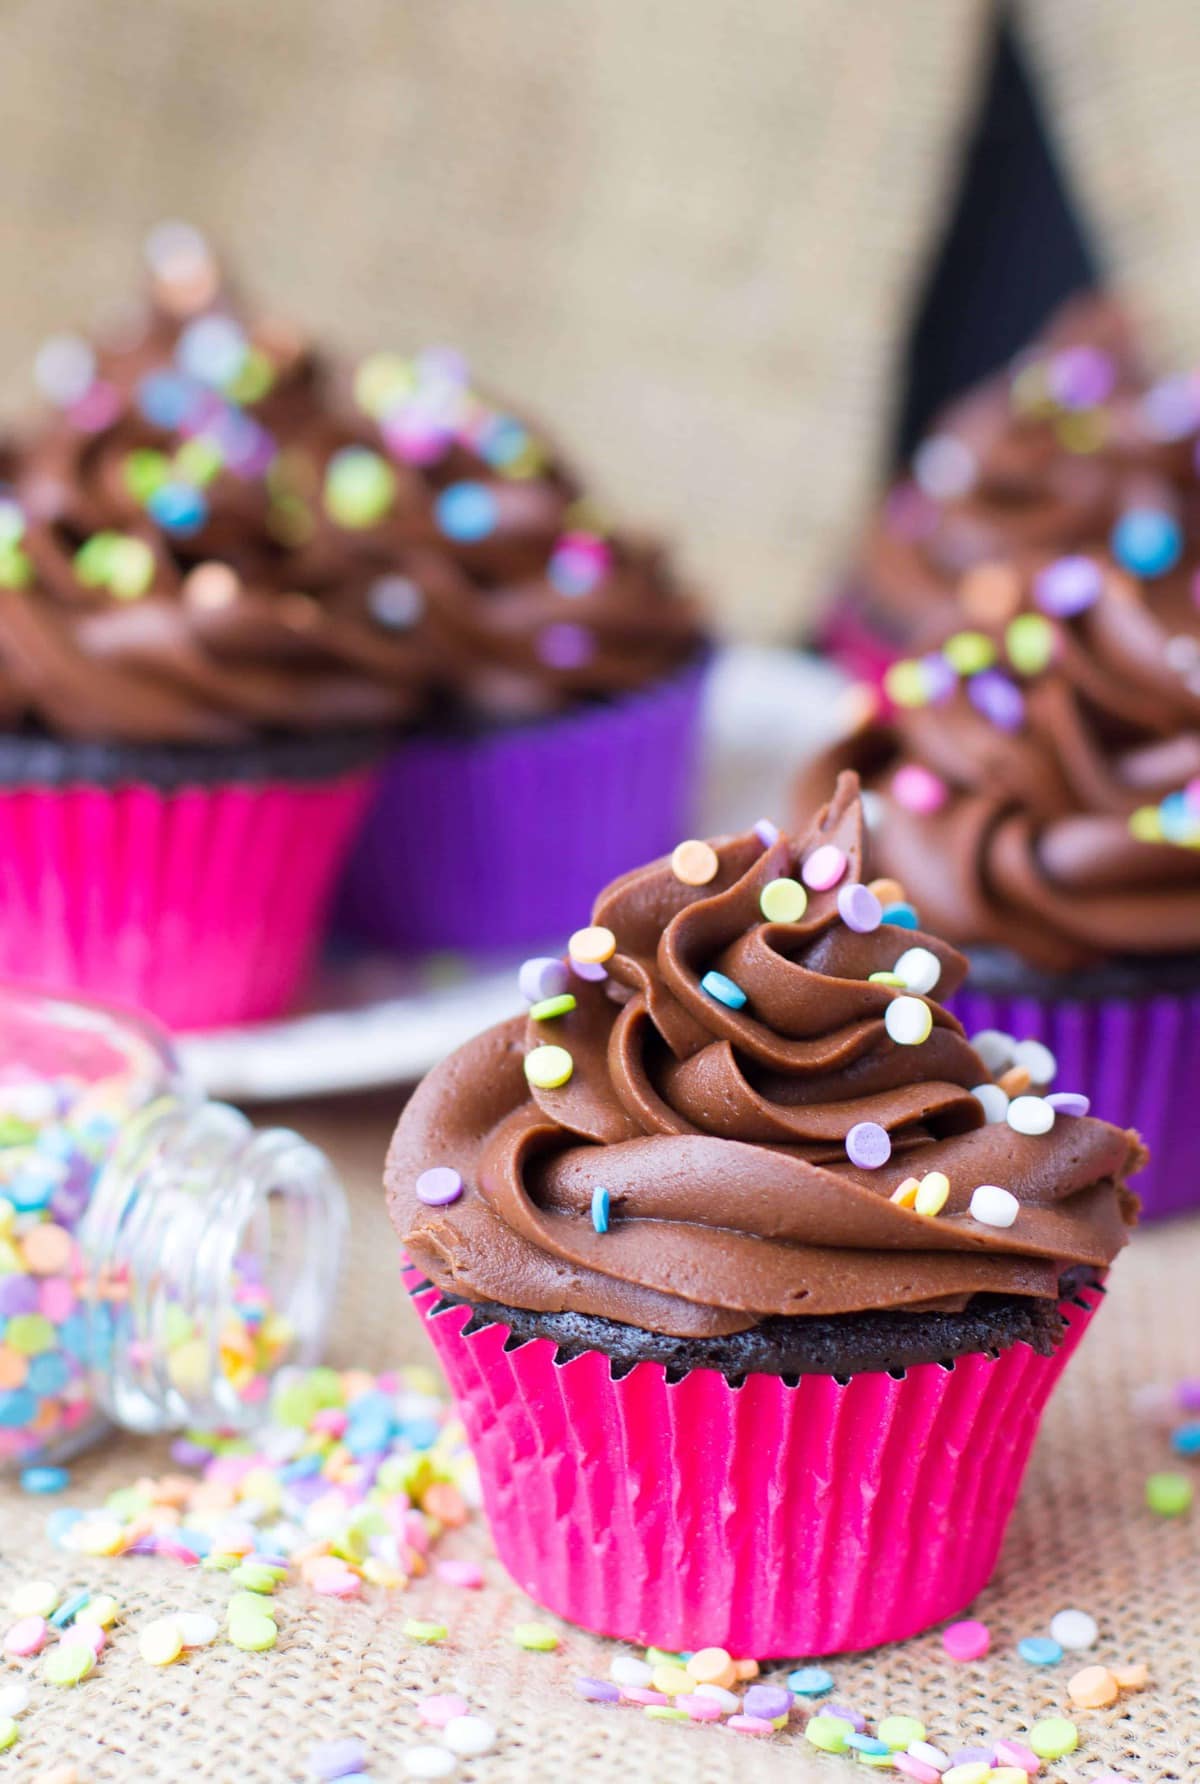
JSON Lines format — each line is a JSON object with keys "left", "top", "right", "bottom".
{"left": 1113, "top": 1663, "right": 1149, "bottom": 1691}
{"left": 867, "top": 878, "right": 906, "bottom": 907}
{"left": 0, "top": 1347, "right": 28, "bottom": 1390}
{"left": 734, "top": 1659, "right": 759, "bottom": 1681}
{"left": 424, "top": 1483, "right": 468, "bottom": 1527}
{"left": 671, "top": 839, "right": 720, "bottom": 887}
{"left": 1068, "top": 1664, "right": 1120, "bottom": 1708}
{"left": 890, "top": 1177, "right": 921, "bottom": 1209}
{"left": 998, "top": 1065, "right": 1032, "bottom": 1096}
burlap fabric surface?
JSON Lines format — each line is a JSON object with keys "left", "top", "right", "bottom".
{"left": 0, "top": 1091, "right": 1192, "bottom": 1781}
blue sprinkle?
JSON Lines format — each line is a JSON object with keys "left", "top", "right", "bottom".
{"left": 435, "top": 481, "right": 499, "bottom": 542}
{"left": 847, "top": 1733, "right": 889, "bottom": 1755}
{"left": 788, "top": 1666, "right": 833, "bottom": 1697}
{"left": 26, "top": 1352, "right": 71, "bottom": 1397}
{"left": 0, "top": 1389, "right": 37, "bottom": 1428}
{"left": 700, "top": 970, "right": 747, "bottom": 1010}
{"left": 478, "top": 416, "right": 529, "bottom": 469}
{"left": 880, "top": 902, "right": 919, "bottom": 930}
{"left": 1111, "top": 506, "right": 1182, "bottom": 578}
{"left": 400, "top": 1416, "right": 442, "bottom": 1450}
{"left": 591, "top": 1186, "right": 611, "bottom": 1234}
{"left": 49, "top": 1588, "right": 90, "bottom": 1627}
{"left": 138, "top": 370, "right": 199, "bottom": 430}
{"left": 21, "top": 1465, "right": 70, "bottom": 1497}
{"left": 281, "top": 1453, "right": 324, "bottom": 1481}
{"left": 1171, "top": 1421, "right": 1200, "bottom": 1455}
{"left": 173, "top": 1527, "right": 211, "bottom": 1556}
{"left": 147, "top": 481, "right": 208, "bottom": 536}
{"left": 1018, "top": 1635, "right": 1064, "bottom": 1666}
{"left": 46, "top": 1507, "right": 84, "bottom": 1546}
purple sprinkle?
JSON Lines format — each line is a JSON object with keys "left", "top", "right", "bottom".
{"left": 837, "top": 882, "right": 882, "bottom": 934}
{"left": 1142, "top": 376, "right": 1200, "bottom": 442}
{"left": 845, "top": 1121, "right": 892, "bottom": 1170}
{"left": 1034, "top": 555, "right": 1103, "bottom": 618}
{"left": 919, "top": 652, "right": 958, "bottom": 704}
{"left": 415, "top": 1167, "right": 463, "bottom": 1207}
{"left": 308, "top": 1738, "right": 368, "bottom": 1780}
{"left": 968, "top": 668, "right": 1026, "bottom": 731}
{"left": 1048, "top": 345, "right": 1116, "bottom": 410}
{"left": 1177, "top": 1380, "right": 1200, "bottom": 1412}
{"left": 1046, "top": 1091, "right": 1090, "bottom": 1117}
{"left": 519, "top": 956, "right": 569, "bottom": 1004}
{"left": 570, "top": 958, "right": 608, "bottom": 983}
{"left": 170, "top": 1439, "right": 213, "bottom": 1469}
{"left": 0, "top": 1277, "right": 42, "bottom": 1316}
{"left": 537, "top": 622, "right": 595, "bottom": 669}
{"left": 827, "top": 1705, "right": 867, "bottom": 1732}
{"left": 574, "top": 1677, "right": 621, "bottom": 1703}
{"left": 952, "top": 1751, "right": 995, "bottom": 1769}
{"left": 754, "top": 817, "right": 781, "bottom": 847}
{"left": 743, "top": 1685, "right": 791, "bottom": 1720}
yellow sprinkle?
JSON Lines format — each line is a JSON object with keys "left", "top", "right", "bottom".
{"left": 890, "top": 1178, "right": 920, "bottom": 1209}
{"left": 651, "top": 1664, "right": 693, "bottom": 1696}
{"left": 524, "top": 1046, "right": 574, "bottom": 1091}
{"left": 942, "top": 630, "right": 996, "bottom": 675}
{"left": 513, "top": 1620, "right": 559, "bottom": 1651}
{"left": 883, "top": 660, "right": 928, "bottom": 708}
{"left": 138, "top": 1618, "right": 183, "bottom": 1666}
{"left": 1130, "top": 805, "right": 1165, "bottom": 843}
{"left": 915, "top": 1171, "right": 950, "bottom": 1217}
{"left": 869, "top": 971, "right": 905, "bottom": 987}
{"left": 568, "top": 925, "right": 616, "bottom": 965}
{"left": 404, "top": 1619, "right": 447, "bottom": 1644}
{"left": 760, "top": 878, "right": 808, "bottom": 924}
{"left": 670, "top": 839, "right": 719, "bottom": 886}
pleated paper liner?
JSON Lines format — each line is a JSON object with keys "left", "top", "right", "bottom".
{"left": 948, "top": 982, "right": 1200, "bottom": 1221}
{"left": 337, "top": 656, "right": 709, "bottom": 956}
{"left": 406, "top": 1266, "right": 1102, "bottom": 1657}
{"left": 0, "top": 768, "right": 377, "bottom": 1032}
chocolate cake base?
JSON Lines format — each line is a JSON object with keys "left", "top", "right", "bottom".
{"left": 409, "top": 1266, "right": 1101, "bottom": 1385}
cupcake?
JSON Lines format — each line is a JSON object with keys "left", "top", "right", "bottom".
{"left": 816, "top": 292, "right": 1184, "bottom": 679}
{"left": 387, "top": 772, "right": 1141, "bottom": 1655}
{"left": 0, "top": 229, "right": 426, "bottom": 1030}
{"left": 798, "top": 544, "right": 1199, "bottom": 1218}
{"left": 333, "top": 346, "right": 708, "bottom": 955}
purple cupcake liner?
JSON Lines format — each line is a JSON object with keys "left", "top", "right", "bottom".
{"left": 947, "top": 984, "right": 1200, "bottom": 1222}
{"left": 337, "top": 656, "right": 709, "bottom": 955}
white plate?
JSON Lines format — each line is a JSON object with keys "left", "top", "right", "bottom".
{"left": 177, "top": 646, "right": 849, "bottom": 1102}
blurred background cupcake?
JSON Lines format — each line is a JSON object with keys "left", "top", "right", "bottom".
{"left": 798, "top": 543, "right": 1200, "bottom": 1218}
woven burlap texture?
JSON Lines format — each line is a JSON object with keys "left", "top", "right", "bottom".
{"left": 0, "top": 1092, "right": 1193, "bottom": 1782}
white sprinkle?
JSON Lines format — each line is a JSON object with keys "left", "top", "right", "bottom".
{"left": 908, "top": 1741, "right": 951, "bottom": 1769}
{"left": 1012, "top": 1038, "right": 1057, "bottom": 1086}
{"left": 403, "top": 1749, "right": 459, "bottom": 1779}
{"left": 969, "top": 1184, "right": 1019, "bottom": 1229}
{"left": 971, "top": 1083, "right": 1010, "bottom": 1124}
{"left": 913, "top": 433, "right": 977, "bottom": 500}
{"left": 694, "top": 1683, "right": 741, "bottom": 1712}
{"left": 884, "top": 995, "right": 933, "bottom": 1046}
{"left": 33, "top": 334, "right": 96, "bottom": 407}
{"left": 971, "top": 1029, "right": 1016, "bottom": 1074}
{"left": 860, "top": 790, "right": 884, "bottom": 832}
{"left": 441, "top": 1717, "right": 497, "bottom": 1757}
{"left": 610, "top": 1655, "right": 654, "bottom": 1688}
{"left": 1007, "top": 1095, "right": 1055, "bottom": 1137}
{"left": 892, "top": 946, "right": 941, "bottom": 995}
{"left": 0, "top": 1684, "right": 29, "bottom": 1720}
{"left": 1050, "top": 1607, "right": 1098, "bottom": 1651}
{"left": 176, "top": 1612, "right": 219, "bottom": 1648}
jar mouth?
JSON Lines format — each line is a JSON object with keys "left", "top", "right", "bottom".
{"left": 79, "top": 1099, "right": 346, "bottom": 1436}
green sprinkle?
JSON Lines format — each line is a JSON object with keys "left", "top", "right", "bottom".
{"left": 1029, "top": 1717, "right": 1078, "bottom": 1761}
{"left": 0, "top": 1715, "right": 17, "bottom": 1750}
{"left": 230, "top": 1562, "right": 280, "bottom": 1593}
{"left": 0, "top": 545, "right": 32, "bottom": 590}
{"left": 513, "top": 1620, "right": 559, "bottom": 1652}
{"left": 868, "top": 971, "right": 905, "bottom": 987}
{"left": 226, "top": 348, "right": 274, "bottom": 405}
{"left": 174, "top": 437, "right": 225, "bottom": 487}
{"left": 1006, "top": 611, "right": 1056, "bottom": 675}
{"left": 878, "top": 1715, "right": 925, "bottom": 1751}
{"left": 644, "top": 1706, "right": 690, "bottom": 1722}
{"left": 805, "top": 1714, "right": 849, "bottom": 1753}
{"left": 942, "top": 629, "right": 996, "bottom": 675}
{"left": 1147, "top": 1470, "right": 1194, "bottom": 1516}
{"left": 7, "top": 1314, "right": 56, "bottom": 1354}
{"left": 644, "top": 1646, "right": 684, "bottom": 1665}
{"left": 404, "top": 1619, "right": 447, "bottom": 1645}
{"left": 0, "top": 1115, "right": 35, "bottom": 1147}
{"left": 43, "top": 1639, "right": 95, "bottom": 1685}
{"left": 227, "top": 1612, "right": 278, "bottom": 1652}
{"left": 123, "top": 448, "right": 170, "bottom": 502}
{"left": 325, "top": 447, "right": 397, "bottom": 528}
{"left": 529, "top": 994, "right": 577, "bottom": 1021}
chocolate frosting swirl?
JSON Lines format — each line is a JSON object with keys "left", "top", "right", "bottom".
{"left": 387, "top": 775, "right": 1140, "bottom": 1338}
{"left": 801, "top": 548, "right": 1200, "bottom": 972}
{"left": 849, "top": 294, "right": 1200, "bottom": 650}
{"left": 0, "top": 232, "right": 700, "bottom": 746}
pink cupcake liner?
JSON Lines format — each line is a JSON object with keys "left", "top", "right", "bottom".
{"left": 409, "top": 1268, "right": 1100, "bottom": 1656}
{"left": 948, "top": 984, "right": 1200, "bottom": 1221}
{"left": 0, "top": 770, "right": 377, "bottom": 1032}
{"left": 338, "top": 658, "right": 709, "bottom": 955}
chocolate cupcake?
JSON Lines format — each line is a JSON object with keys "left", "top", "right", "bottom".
{"left": 799, "top": 544, "right": 1199, "bottom": 1217}
{"left": 388, "top": 772, "right": 1141, "bottom": 1654}
{"left": 816, "top": 292, "right": 1199, "bottom": 678}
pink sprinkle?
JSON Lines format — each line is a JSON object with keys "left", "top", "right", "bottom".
{"left": 893, "top": 763, "right": 948, "bottom": 814}
{"left": 403, "top": 1510, "right": 430, "bottom": 1552}
{"left": 39, "top": 1279, "right": 77, "bottom": 1322}
{"left": 801, "top": 843, "right": 847, "bottom": 891}
{"left": 68, "top": 380, "right": 122, "bottom": 433}
{"left": 436, "top": 1559, "right": 483, "bottom": 1588}
{"left": 418, "top": 1693, "right": 470, "bottom": 1728}
{"left": 5, "top": 1616, "right": 48, "bottom": 1656}
{"left": 75, "top": 1623, "right": 106, "bottom": 1657}
{"left": 312, "top": 1409, "right": 349, "bottom": 1438}
{"left": 993, "top": 1738, "right": 1041, "bottom": 1773}
{"left": 675, "top": 1695, "right": 723, "bottom": 1721}
{"left": 308, "top": 1559, "right": 361, "bottom": 1599}
{"left": 893, "top": 1758, "right": 940, "bottom": 1783}
{"left": 942, "top": 1617, "right": 990, "bottom": 1661}
{"left": 727, "top": 1714, "right": 774, "bottom": 1735}
{"left": 156, "top": 1541, "right": 200, "bottom": 1565}
{"left": 620, "top": 1688, "right": 670, "bottom": 1706}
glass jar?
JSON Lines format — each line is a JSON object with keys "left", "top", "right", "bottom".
{"left": 0, "top": 984, "right": 345, "bottom": 1466}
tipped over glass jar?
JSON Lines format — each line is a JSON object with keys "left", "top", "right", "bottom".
{"left": 0, "top": 984, "right": 345, "bottom": 1466}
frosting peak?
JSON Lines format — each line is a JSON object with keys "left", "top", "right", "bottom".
{"left": 388, "top": 775, "right": 1140, "bottom": 1339}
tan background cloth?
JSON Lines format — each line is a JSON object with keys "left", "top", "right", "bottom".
{"left": 0, "top": 1092, "right": 1193, "bottom": 1782}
